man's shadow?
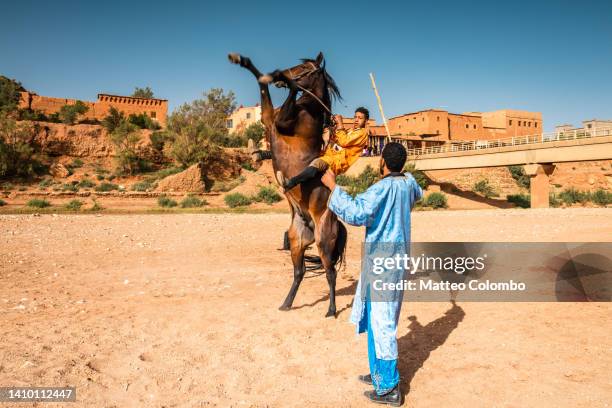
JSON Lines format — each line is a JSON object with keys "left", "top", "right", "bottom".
{"left": 397, "top": 301, "right": 465, "bottom": 397}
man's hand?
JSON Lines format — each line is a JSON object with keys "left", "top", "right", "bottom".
{"left": 321, "top": 169, "right": 337, "bottom": 191}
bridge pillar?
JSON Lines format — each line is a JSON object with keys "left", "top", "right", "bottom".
{"left": 523, "top": 164, "right": 556, "bottom": 208}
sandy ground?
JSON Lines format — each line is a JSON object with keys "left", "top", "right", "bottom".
{"left": 1, "top": 208, "right": 611, "bottom": 407}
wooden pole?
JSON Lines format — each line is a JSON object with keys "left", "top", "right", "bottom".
{"left": 369, "top": 72, "right": 391, "bottom": 143}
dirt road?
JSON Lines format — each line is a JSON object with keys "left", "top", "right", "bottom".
{"left": 1, "top": 208, "right": 610, "bottom": 407}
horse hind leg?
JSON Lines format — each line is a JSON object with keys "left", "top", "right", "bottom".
{"left": 279, "top": 212, "right": 315, "bottom": 311}
{"left": 315, "top": 210, "right": 340, "bottom": 318}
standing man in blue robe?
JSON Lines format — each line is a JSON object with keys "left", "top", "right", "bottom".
{"left": 321, "top": 142, "right": 423, "bottom": 406}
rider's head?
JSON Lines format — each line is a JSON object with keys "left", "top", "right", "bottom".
{"left": 380, "top": 142, "right": 407, "bottom": 174}
{"left": 354, "top": 107, "right": 369, "bottom": 129}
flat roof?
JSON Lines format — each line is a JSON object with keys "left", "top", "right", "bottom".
{"left": 98, "top": 93, "right": 167, "bottom": 102}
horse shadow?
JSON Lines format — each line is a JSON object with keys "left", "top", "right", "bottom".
{"left": 397, "top": 301, "right": 465, "bottom": 397}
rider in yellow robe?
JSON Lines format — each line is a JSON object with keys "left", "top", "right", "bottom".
{"left": 278, "top": 107, "right": 370, "bottom": 192}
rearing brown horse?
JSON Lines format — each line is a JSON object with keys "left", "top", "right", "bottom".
{"left": 228, "top": 52, "right": 347, "bottom": 317}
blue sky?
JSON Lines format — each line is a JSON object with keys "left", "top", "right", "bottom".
{"left": 2, "top": 0, "right": 611, "bottom": 131}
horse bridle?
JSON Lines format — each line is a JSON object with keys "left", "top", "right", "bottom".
{"left": 278, "top": 61, "right": 333, "bottom": 116}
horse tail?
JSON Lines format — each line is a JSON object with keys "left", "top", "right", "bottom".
{"left": 332, "top": 221, "right": 348, "bottom": 269}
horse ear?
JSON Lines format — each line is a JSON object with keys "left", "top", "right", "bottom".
{"left": 316, "top": 51, "right": 324, "bottom": 65}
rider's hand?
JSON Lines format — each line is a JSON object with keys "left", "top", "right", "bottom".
{"left": 334, "top": 114, "right": 344, "bottom": 130}
{"left": 321, "top": 169, "right": 337, "bottom": 191}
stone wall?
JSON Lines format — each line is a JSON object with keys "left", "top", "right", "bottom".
{"left": 19, "top": 92, "right": 168, "bottom": 127}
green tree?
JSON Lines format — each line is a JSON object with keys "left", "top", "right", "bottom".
{"left": 243, "top": 121, "right": 265, "bottom": 146}
{"left": 167, "top": 88, "right": 235, "bottom": 167}
{"left": 132, "top": 86, "right": 154, "bottom": 99}
{"left": 0, "top": 112, "right": 36, "bottom": 178}
{"left": 101, "top": 106, "right": 125, "bottom": 133}
{"left": 59, "top": 101, "right": 89, "bottom": 125}
{"left": 128, "top": 112, "right": 160, "bottom": 130}
{"left": 0, "top": 76, "right": 23, "bottom": 113}
{"left": 110, "top": 121, "right": 147, "bottom": 174}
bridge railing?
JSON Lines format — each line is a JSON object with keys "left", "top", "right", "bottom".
{"left": 406, "top": 127, "right": 612, "bottom": 157}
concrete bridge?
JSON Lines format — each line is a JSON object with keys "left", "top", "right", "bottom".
{"left": 347, "top": 128, "right": 612, "bottom": 208}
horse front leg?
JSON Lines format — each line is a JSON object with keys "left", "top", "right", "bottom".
{"left": 268, "top": 69, "right": 299, "bottom": 135}
{"left": 228, "top": 53, "right": 274, "bottom": 129}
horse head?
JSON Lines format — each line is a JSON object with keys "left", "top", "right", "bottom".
{"left": 266, "top": 52, "right": 341, "bottom": 109}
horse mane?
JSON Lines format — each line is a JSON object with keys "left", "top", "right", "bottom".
{"left": 300, "top": 58, "right": 342, "bottom": 103}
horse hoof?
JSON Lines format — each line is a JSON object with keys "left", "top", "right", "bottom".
{"left": 258, "top": 74, "right": 273, "bottom": 85}
{"left": 279, "top": 305, "right": 291, "bottom": 311}
{"left": 325, "top": 310, "right": 336, "bottom": 318}
{"left": 228, "top": 53, "right": 241, "bottom": 64}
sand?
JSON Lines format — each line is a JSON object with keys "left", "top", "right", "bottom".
{"left": 1, "top": 208, "right": 611, "bottom": 407}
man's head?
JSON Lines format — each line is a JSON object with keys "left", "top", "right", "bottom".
{"left": 380, "top": 142, "right": 407, "bottom": 174}
{"left": 353, "top": 107, "right": 369, "bottom": 129}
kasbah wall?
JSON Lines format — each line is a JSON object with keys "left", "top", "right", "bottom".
{"left": 18, "top": 91, "right": 168, "bottom": 127}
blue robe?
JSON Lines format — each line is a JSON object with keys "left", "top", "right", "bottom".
{"left": 328, "top": 172, "right": 423, "bottom": 394}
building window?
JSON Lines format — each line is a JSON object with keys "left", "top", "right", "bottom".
{"left": 437, "top": 116, "right": 440, "bottom": 122}
{"left": 509, "top": 120, "right": 513, "bottom": 126}
{"left": 246, "top": 113, "right": 251, "bottom": 119}
{"left": 587, "top": 124, "right": 592, "bottom": 129}
{"left": 535, "top": 123, "right": 538, "bottom": 128}
{"left": 226, "top": 119, "right": 233, "bottom": 128}
{"left": 150, "top": 111, "right": 156, "bottom": 118}
{"left": 465, "top": 124, "right": 469, "bottom": 129}
{"left": 473, "top": 124, "right": 477, "bottom": 129}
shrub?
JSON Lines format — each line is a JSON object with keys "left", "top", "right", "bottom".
{"left": 591, "top": 189, "right": 612, "bottom": 206}
{"left": 507, "top": 193, "right": 530, "bottom": 208}
{"left": 101, "top": 107, "right": 125, "bottom": 133}
{"left": 241, "top": 161, "right": 255, "bottom": 171}
{"left": 128, "top": 113, "right": 160, "bottom": 130}
{"left": 224, "top": 192, "right": 252, "bottom": 208}
{"left": 336, "top": 165, "right": 379, "bottom": 197}
{"left": 77, "top": 178, "right": 96, "bottom": 188}
{"left": 38, "top": 178, "right": 53, "bottom": 188}
{"left": 150, "top": 130, "right": 169, "bottom": 152}
{"left": 151, "top": 166, "right": 183, "bottom": 180}
{"left": 96, "top": 174, "right": 105, "bottom": 181}
{"left": 27, "top": 198, "right": 50, "bottom": 208}
{"left": 59, "top": 101, "right": 89, "bottom": 125}
{"left": 549, "top": 193, "right": 561, "bottom": 208}
{"left": 508, "top": 165, "right": 530, "bottom": 189}
{"left": 423, "top": 192, "right": 448, "bottom": 209}
{"left": 558, "top": 188, "right": 589, "bottom": 205}
{"left": 211, "top": 176, "right": 245, "bottom": 192}
{"left": 403, "top": 162, "right": 429, "bottom": 189}
{"left": 131, "top": 180, "right": 154, "bottom": 192}
{"left": 158, "top": 195, "right": 178, "bottom": 208}
{"left": 1, "top": 182, "right": 14, "bottom": 190}
{"left": 0, "top": 76, "right": 23, "bottom": 112}
{"left": 473, "top": 179, "right": 498, "bottom": 198}
{"left": 110, "top": 121, "right": 150, "bottom": 175}
{"left": 0, "top": 199, "right": 6, "bottom": 206}
{"left": 70, "top": 158, "right": 84, "bottom": 168}
{"left": 253, "top": 186, "right": 282, "bottom": 204}
{"left": 90, "top": 199, "right": 103, "bottom": 211}
{"left": 61, "top": 183, "right": 78, "bottom": 192}
{"left": 65, "top": 199, "right": 83, "bottom": 211}
{"left": 180, "top": 194, "right": 206, "bottom": 208}
{"left": 0, "top": 113, "right": 37, "bottom": 178}
{"left": 95, "top": 182, "right": 118, "bottom": 192}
